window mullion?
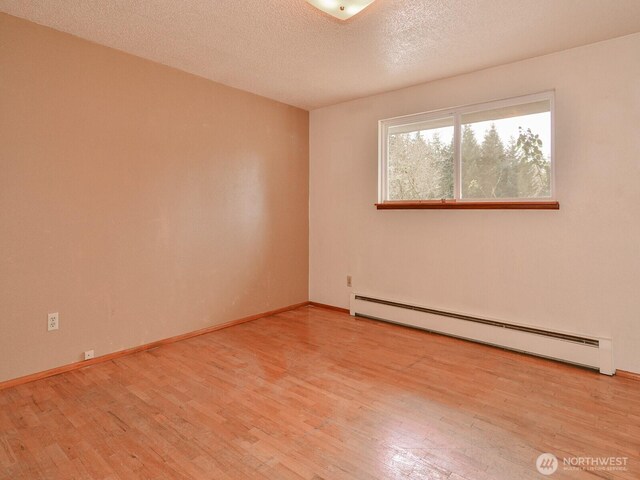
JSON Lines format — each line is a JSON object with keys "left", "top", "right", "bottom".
{"left": 453, "top": 112, "right": 462, "bottom": 200}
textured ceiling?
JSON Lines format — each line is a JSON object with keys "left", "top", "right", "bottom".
{"left": 2, "top": 0, "right": 640, "bottom": 109}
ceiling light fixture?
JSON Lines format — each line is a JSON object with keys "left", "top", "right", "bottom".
{"left": 305, "top": 0, "right": 376, "bottom": 21}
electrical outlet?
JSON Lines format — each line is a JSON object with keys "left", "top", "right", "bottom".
{"left": 47, "top": 312, "right": 59, "bottom": 331}
{"left": 84, "top": 350, "right": 95, "bottom": 361}
{"left": 347, "top": 275, "right": 352, "bottom": 287}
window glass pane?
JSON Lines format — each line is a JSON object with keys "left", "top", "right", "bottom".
{"left": 387, "top": 116, "right": 454, "bottom": 200}
{"left": 460, "top": 100, "right": 551, "bottom": 199}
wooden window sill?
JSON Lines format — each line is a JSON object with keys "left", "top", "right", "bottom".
{"left": 375, "top": 201, "right": 560, "bottom": 210}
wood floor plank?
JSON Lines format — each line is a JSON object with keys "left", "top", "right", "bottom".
{"left": 1, "top": 306, "right": 639, "bottom": 479}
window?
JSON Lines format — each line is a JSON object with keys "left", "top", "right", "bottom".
{"left": 378, "top": 92, "right": 557, "bottom": 209}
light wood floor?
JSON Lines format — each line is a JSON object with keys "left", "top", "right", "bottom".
{"left": 1, "top": 306, "right": 639, "bottom": 479}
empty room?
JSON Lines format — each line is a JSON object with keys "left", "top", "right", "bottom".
{"left": 1, "top": 0, "right": 639, "bottom": 478}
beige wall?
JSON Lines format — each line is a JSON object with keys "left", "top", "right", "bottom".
{"left": 310, "top": 33, "right": 640, "bottom": 373}
{"left": 0, "top": 14, "right": 309, "bottom": 382}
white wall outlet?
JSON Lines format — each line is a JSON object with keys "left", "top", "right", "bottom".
{"left": 347, "top": 275, "right": 352, "bottom": 287}
{"left": 47, "top": 312, "right": 59, "bottom": 331}
{"left": 84, "top": 350, "right": 95, "bottom": 361}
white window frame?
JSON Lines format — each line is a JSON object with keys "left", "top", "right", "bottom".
{"left": 378, "top": 91, "right": 556, "bottom": 204}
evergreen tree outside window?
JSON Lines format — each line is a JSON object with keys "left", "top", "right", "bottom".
{"left": 387, "top": 116, "right": 454, "bottom": 200}
{"left": 379, "top": 92, "right": 554, "bottom": 205}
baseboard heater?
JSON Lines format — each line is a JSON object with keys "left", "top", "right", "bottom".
{"left": 350, "top": 293, "right": 614, "bottom": 375}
